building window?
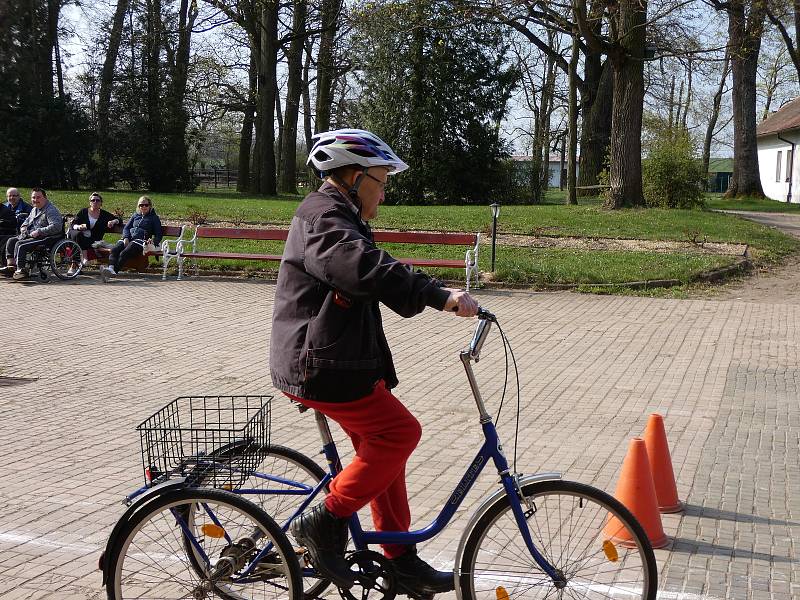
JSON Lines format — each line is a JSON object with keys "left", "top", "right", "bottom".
{"left": 777, "top": 151, "right": 783, "bottom": 182}
{"left": 786, "top": 148, "right": 793, "bottom": 182}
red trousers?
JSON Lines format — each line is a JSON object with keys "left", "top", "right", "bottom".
{"left": 286, "top": 380, "right": 422, "bottom": 558}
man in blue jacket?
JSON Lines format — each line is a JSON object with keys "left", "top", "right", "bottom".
{"left": 5, "top": 188, "right": 32, "bottom": 232}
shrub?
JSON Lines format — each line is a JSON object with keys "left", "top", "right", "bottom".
{"left": 642, "top": 130, "right": 705, "bottom": 209}
{"left": 186, "top": 205, "right": 209, "bottom": 225}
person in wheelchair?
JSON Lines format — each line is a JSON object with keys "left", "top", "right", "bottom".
{"left": 68, "top": 192, "right": 120, "bottom": 274}
{"left": 271, "top": 129, "right": 478, "bottom": 596}
{"left": 1, "top": 188, "right": 62, "bottom": 280}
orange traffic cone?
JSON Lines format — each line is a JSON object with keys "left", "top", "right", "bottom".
{"left": 604, "top": 437, "right": 668, "bottom": 549}
{"left": 643, "top": 413, "right": 683, "bottom": 513}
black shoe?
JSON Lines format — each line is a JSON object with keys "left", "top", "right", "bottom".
{"left": 290, "top": 503, "right": 354, "bottom": 588}
{"left": 390, "top": 546, "right": 455, "bottom": 596}
{"left": 0, "top": 266, "right": 14, "bottom": 277}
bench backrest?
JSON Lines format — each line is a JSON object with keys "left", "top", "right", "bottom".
{"left": 195, "top": 227, "right": 477, "bottom": 246}
{"left": 196, "top": 227, "right": 289, "bottom": 241}
{"left": 109, "top": 223, "right": 184, "bottom": 237}
{"left": 372, "top": 231, "right": 477, "bottom": 245}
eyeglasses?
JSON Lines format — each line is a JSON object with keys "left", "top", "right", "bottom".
{"left": 138, "top": 204, "right": 151, "bottom": 207}
{"left": 90, "top": 198, "right": 102, "bottom": 203}
{"left": 363, "top": 172, "right": 388, "bottom": 190}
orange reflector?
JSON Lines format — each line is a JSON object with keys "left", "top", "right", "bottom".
{"left": 603, "top": 539, "right": 619, "bottom": 562}
{"left": 201, "top": 523, "right": 226, "bottom": 538}
{"left": 496, "top": 586, "right": 509, "bottom": 600}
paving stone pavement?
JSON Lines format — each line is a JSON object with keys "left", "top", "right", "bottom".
{"left": 1, "top": 275, "right": 798, "bottom": 599}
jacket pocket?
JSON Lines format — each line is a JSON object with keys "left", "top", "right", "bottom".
{"left": 306, "top": 352, "right": 380, "bottom": 371}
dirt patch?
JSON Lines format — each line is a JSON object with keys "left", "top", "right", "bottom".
{"left": 693, "top": 254, "right": 800, "bottom": 304}
{"left": 493, "top": 234, "right": 747, "bottom": 256}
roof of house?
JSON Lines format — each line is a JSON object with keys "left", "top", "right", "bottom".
{"left": 707, "top": 158, "right": 733, "bottom": 173}
{"left": 757, "top": 97, "right": 800, "bottom": 137}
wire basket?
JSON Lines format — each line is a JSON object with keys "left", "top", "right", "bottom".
{"left": 137, "top": 395, "right": 271, "bottom": 489}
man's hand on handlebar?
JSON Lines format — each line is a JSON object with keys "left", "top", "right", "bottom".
{"left": 443, "top": 288, "right": 479, "bottom": 317}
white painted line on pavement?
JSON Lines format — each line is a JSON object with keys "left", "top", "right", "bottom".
{"left": 0, "top": 531, "right": 101, "bottom": 554}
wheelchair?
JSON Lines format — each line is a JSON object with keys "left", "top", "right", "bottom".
{"left": 17, "top": 214, "right": 83, "bottom": 282}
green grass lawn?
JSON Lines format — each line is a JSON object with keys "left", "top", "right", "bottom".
{"left": 705, "top": 193, "right": 800, "bottom": 213}
{"left": 44, "top": 187, "right": 798, "bottom": 288}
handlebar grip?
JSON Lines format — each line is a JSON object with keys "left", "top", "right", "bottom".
{"left": 451, "top": 305, "right": 496, "bottom": 321}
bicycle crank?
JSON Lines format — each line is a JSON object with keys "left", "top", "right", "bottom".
{"left": 338, "top": 550, "right": 397, "bottom": 600}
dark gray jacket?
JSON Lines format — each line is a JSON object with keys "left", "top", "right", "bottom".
{"left": 270, "top": 182, "right": 450, "bottom": 402}
{"left": 19, "top": 201, "right": 62, "bottom": 240}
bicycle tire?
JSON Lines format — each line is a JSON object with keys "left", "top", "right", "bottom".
{"left": 51, "top": 239, "right": 82, "bottom": 280}
{"left": 105, "top": 487, "right": 302, "bottom": 600}
{"left": 458, "top": 479, "right": 657, "bottom": 600}
{"left": 193, "top": 444, "right": 336, "bottom": 599}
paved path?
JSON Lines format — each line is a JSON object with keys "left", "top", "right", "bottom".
{"left": 707, "top": 210, "right": 800, "bottom": 305}
{"left": 718, "top": 210, "right": 800, "bottom": 239}
{"left": 1, "top": 276, "right": 798, "bottom": 598}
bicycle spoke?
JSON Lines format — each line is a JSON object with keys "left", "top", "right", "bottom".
{"left": 459, "top": 481, "right": 655, "bottom": 600}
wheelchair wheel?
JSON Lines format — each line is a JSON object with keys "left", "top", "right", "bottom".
{"left": 51, "top": 239, "right": 82, "bottom": 280}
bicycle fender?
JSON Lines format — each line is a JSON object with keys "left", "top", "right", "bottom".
{"left": 99, "top": 478, "right": 187, "bottom": 585}
{"left": 452, "top": 472, "right": 561, "bottom": 600}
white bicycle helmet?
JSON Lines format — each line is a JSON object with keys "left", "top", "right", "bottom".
{"left": 307, "top": 129, "right": 409, "bottom": 176}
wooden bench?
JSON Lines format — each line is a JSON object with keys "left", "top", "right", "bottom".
{"left": 168, "top": 226, "right": 480, "bottom": 290}
{"left": 87, "top": 223, "right": 187, "bottom": 277}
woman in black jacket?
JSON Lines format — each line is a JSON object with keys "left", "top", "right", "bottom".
{"left": 68, "top": 192, "right": 120, "bottom": 272}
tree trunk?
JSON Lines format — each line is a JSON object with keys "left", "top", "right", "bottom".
{"left": 256, "top": 0, "right": 279, "bottom": 195}
{"left": 406, "top": 0, "right": 426, "bottom": 203}
{"left": 682, "top": 59, "right": 692, "bottom": 130}
{"left": 725, "top": 0, "right": 766, "bottom": 198}
{"left": 144, "top": 0, "right": 163, "bottom": 190}
{"left": 314, "top": 0, "right": 341, "bottom": 133}
{"left": 539, "top": 50, "right": 556, "bottom": 194}
{"left": 577, "top": 58, "right": 612, "bottom": 195}
{"left": 238, "top": 52, "right": 257, "bottom": 192}
{"left": 668, "top": 74, "right": 675, "bottom": 128}
{"left": 275, "top": 86, "right": 283, "bottom": 179}
{"left": 279, "top": 0, "right": 307, "bottom": 194}
{"left": 302, "top": 40, "right": 313, "bottom": 152}
{"left": 605, "top": 0, "right": 647, "bottom": 209}
{"left": 96, "top": 0, "right": 129, "bottom": 188}
{"left": 567, "top": 32, "right": 579, "bottom": 205}
{"left": 702, "top": 50, "right": 729, "bottom": 190}
{"left": 163, "top": 0, "right": 197, "bottom": 191}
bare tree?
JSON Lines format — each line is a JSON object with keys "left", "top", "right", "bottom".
{"left": 702, "top": 50, "right": 731, "bottom": 188}
{"left": 709, "top": 0, "right": 766, "bottom": 197}
{"left": 279, "top": 0, "right": 308, "bottom": 194}
{"left": 97, "top": 0, "right": 131, "bottom": 188}
{"left": 576, "top": 0, "right": 648, "bottom": 208}
{"left": 315, "top": 0, "right": 343, "bottom": 133}
{"left": 765, "top": 0, "right": 800, "bottom": 77}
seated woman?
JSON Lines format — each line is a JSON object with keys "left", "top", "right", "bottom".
{"left": 100, "top": 195, "right": 162, "bottom": 282}
{"left": 68, "top": 192, "right": 120, "bottom": 274}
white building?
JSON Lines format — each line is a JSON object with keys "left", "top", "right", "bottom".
{"left": 511, "top": 154, "right": 578, "bottom": 188}
{"left": 757, "top": 97, "right": 800, "bottom": 203}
